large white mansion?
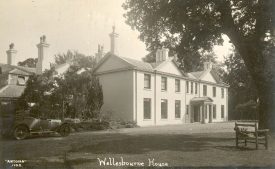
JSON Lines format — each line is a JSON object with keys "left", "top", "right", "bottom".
{"left": 94, "top": 28, "right": 229, "bottom": 126}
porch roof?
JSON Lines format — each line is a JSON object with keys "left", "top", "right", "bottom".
{"left": 190, "top": 97, "right": 213, "bottom": 103}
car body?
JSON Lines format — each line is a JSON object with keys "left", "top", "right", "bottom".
{"left": 1, "top": 116, "right": 75, "bottom": 140}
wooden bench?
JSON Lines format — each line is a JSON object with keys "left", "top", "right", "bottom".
{"left": 234, "top": 121, "right": 269, "bottom": 149}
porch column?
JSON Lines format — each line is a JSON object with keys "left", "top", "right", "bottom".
{"left": 209, "top": 104, "right": 213, "bottom": 123}
{"left": 202, "top": 104, "right": 205, "bottom": 124}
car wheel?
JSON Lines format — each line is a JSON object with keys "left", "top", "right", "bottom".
{"left": 14, "top": 125, "right": 29, "bottom": 140}
{"left": 59, "top": 124, "right": 70, "bottom": 137}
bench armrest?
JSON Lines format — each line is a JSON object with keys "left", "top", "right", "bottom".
{"left": 257, "top": 129, "right": 269, "bottom": 133}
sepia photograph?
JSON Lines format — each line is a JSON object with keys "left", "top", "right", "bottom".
{"left": 0, "top": 0, "right": 274, "bottom": 168}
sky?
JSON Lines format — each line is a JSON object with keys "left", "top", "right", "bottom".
{"left": 0, "top": 0, "right": 232, "bottom": 68}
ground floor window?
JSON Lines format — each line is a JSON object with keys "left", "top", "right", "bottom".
{"left": 213, "top": 104, "right": 216, "bottom": 119}
{"left": 161, "top": 99, "right": 168, "bottom": 119}
{"left": 143, "top": 98, "right": 151, "bottom": 119}
{"left": 221, "top": 105, "right": 225, "bottom": 118}
{"left": 175, "top": 100, "right": 181, "bottom": 119}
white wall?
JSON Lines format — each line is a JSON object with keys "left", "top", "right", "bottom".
{"left": 98, "top": 70, "right": 134, "bottom": 121}
{"left": 135, "top": 71, "right": 186, "bottom": 126}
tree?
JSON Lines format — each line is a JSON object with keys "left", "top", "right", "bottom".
{"left": 18, "top": 58, "right": 38, "bottom": 68}
{"left": 54, "top": 50, "right": 96, "bottom": 69}
{"left": 123, "top": 0, "right": 275, "bottom": 130}
{"left": 86, "top": 76, "right": 104, "bottom": 119}
{"left": 223, "top": 49, "right": 258, "bottom": 120}
{"left": 16, "top": 68, "right": 60, "bottom": 118}
{"left": 17, "top": 51, "right": 103, "bottom": 120}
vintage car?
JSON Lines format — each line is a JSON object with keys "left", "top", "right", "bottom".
{"left": 1, "top": 116, "right": 75, "bottom": 140}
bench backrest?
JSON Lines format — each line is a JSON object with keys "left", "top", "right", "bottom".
{"left": 235, "top": 122, "right": 258, "bottom": 132}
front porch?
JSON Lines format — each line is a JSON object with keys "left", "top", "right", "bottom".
{"left": 190, "top": 97, "right": 214, "bottom": 124}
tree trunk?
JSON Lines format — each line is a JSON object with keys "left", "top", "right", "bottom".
{"left": 234, "top": 41, "right": 275, "bottom": 131}
{"left": 257, "top": 83, "right": 275, "bottom": 130}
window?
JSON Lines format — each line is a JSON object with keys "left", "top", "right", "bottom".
{"left": 203, "top": 85, "right": 207, "bottom": 96}
{"left": 195, "top": 83, "right": 198, "bottom": 94}
{"left": 143, "top": 98, "right": 151, "bottom": 119}
{"left": 17, "top": 76, "right": 26, "bottom": 85}
{"left": 186, "top": 105, "right": 189, "bottom": 115}
{"left": 213, "top": 87, "right": 216, "bottom": 97}
{"left": 161, "top": 77, "right": 167, "bottom": 91}
{"left": 175, "top": 100, "right": 181, "bottom": 118}
{"left": 221, "top": 105, "right": 225, "bottom": 118}
{"left": 221, "top": 88, "right": 224, "bottom": 98}
{"left": 161, "top": 99, "right": 168, "bottom": 119}
{"left": 186, "top": 81, "right": 189, "bottom": 93}
{"left": 144, "top": 74, "right": 151, "bottom": 89}
{"left": 213, "top": 104, "right": 216, "bottom": 119}
{"left": 191, "top": 82, "right": 193, "bottom": 94}
{"left": 175, "top": 79, "right": 180, "bottom": 92}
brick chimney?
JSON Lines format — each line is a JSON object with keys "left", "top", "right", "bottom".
{"left": 95, "top": 44, "right": 104, "bottom": 63}
{"left": 6, "top": 43, "right": 17, "bottom": 65}
{"left": 36, "top": 35, "right": 49, "bottom": 74}
{"left": 109, "top": 26, "right": 118, "bottom": 55}
{"left": 156, "top": 48, "right": 169, "bottom": 63}
{"left": 204, "top": 62, "right": 213, "bottom": 70}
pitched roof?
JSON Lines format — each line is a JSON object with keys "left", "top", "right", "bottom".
{"left": 0, "top": 63, "right": 36, "bottom": 74}
{"left": 0, "top": 63, "right": 35, "bottom": 89}
{"left": 121, "top": 57, "right": 153, "bottom": 71}
{"left": 0, "top": 85, "right": 25, "bottom": 98}
{"left": 94, "top": 54, "right": 228, "bottom": 87}
{"left": 189, "top": 68, "right": 226, "bottom": 86}
{"left": 191, "top": 97, "right": 213, "bottom": 103}
{"left": 9, "top": 69, "right": 33, "bottom": 76}
{"left": 190, "top": 70, "right": 204, "bottom": 78}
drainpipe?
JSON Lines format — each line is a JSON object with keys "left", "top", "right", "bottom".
{"left": 154, "top": 70, "right": 157, "bottom": 125}
{"left": 135, "top": 70, "right": 137, "bottom": 123}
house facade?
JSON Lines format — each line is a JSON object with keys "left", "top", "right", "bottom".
{"left": 93, "top": 28, "right": 229, "bottom": 126}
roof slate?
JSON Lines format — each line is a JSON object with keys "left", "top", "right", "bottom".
{"left": 0, "top": 63, "right": 36, "bottom": 74}
{"left": 0, "top": 85, "right": 25, "bottom": 98}
{"left": 95, "top": 54, "right": 228, "bottom": 87}
{"left": 121, "top": 57, "right": 153, "bottom": 71}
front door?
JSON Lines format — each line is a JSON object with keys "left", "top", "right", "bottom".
{"left": 194, "top": 105, "right": 200, "bottom": 122}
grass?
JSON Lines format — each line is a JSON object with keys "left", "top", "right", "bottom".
{"left": 1, "top": 122, "right": 274, "bottom": 168}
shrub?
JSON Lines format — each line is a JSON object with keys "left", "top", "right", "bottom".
{"left": 76, "top": 119, "right": 110, "bottom": 131}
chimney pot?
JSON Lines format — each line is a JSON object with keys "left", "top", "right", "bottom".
{"left": 204, "top": 62, "right": 213, "bottom": 70}
{"left": 36, "top": 35, "right": 50, "bottom": 74}
{"left": 6, "top": 43, "right": 17, "bottom": 65}
{"left": 156, "top": 48, "right": 169, "bottom": 63}
{"left": 109, "top": 26, "right": 119, "bottom": 55}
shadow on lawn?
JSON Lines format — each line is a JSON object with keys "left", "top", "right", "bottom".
{"left": 69, "top": 133, "right": 236, "bottom": 154}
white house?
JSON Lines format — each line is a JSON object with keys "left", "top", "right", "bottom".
{"left": 93, "top": 28, "right": 229, "bottom": 126}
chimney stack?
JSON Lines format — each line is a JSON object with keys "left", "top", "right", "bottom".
{"left": 156, "top": 48, "right": 169, "bottom": 62}
{"left": 109, "top": 26, "right": 118, "bottom": 55}
{"left": 95, "top": 44, "right": 104, "bottom": 63}
{"left": 36, "top": 35, "right": 49, "bottom": 74}
{"left": 6, "top": 43, "right": 17, "bottom": 65}
{"left": 204, "top": 62, "right": 213, "bottom": 70}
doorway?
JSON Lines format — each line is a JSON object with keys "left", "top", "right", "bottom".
{"left": 193, "top": 105, "right": 200, "bottom": 122}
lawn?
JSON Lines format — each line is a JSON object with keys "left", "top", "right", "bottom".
{"left": 1, "top": 122, "right": 274, "bottom": 169}
{"left": 66, "top": 122, "right": 275, "bottom": 168}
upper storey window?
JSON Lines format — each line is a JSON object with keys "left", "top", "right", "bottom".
{"left": 203, "top": 85, "right": 207, "bottom": 96}
{"left": 144, "top": 74, "right": 151, "bottom": 89}
{"left": 175, "top": 79, "right": 180, "bottom": 92}
{"left": 161, "top": 77, "right": 167, "bottom": 91}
